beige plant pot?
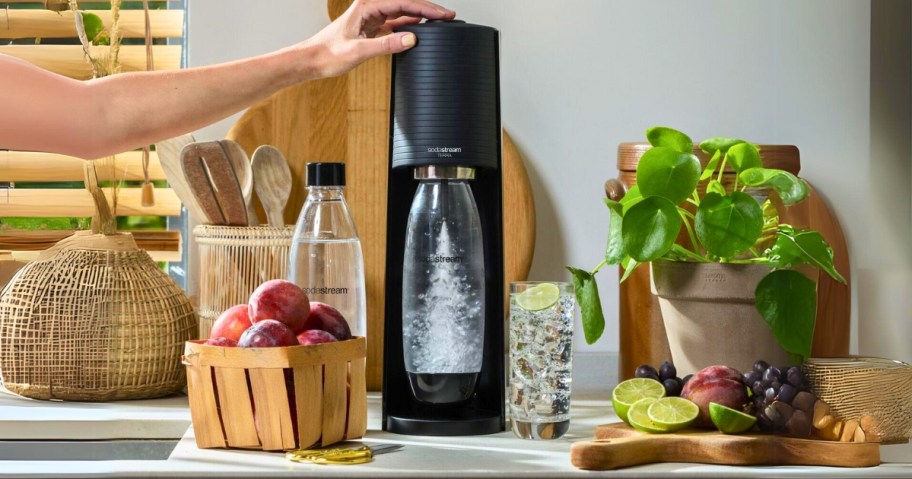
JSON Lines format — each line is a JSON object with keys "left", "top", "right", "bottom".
{"left": 650, "top": 261, "right": 789, "bottom": 375}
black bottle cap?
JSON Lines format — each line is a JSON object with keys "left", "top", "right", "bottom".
{"left": 306, "top": 162, "right": 345, "bottom": 186}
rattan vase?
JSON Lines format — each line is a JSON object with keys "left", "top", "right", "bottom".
{"left": 0, "top": 231, "right": 197, "bottom": 401}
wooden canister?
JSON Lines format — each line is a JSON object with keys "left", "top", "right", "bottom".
{"left": 608, "top": 143, "right": 850, "bottom": 380}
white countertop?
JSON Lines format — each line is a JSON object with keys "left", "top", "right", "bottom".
{"left": 0, "top": 392, "right": 909, "bottom": 478}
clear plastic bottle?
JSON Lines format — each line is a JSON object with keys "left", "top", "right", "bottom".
{"left": 288, "top": 163, "right": 366, "bottom": 338}
{"left": 402, "top": 166, "right": 485, "bottom": 404}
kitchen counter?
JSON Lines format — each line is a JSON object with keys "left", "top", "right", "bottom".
{"left": 0, "top": 391, "right": 910, "bottom": 478}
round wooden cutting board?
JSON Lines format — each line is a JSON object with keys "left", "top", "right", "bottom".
{"left": 227, "top": 1, "right": 536, "bottom": 390}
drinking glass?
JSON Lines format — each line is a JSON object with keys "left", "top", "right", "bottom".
{"left": 508, "top": 281, "right": 575, "bottom": 440}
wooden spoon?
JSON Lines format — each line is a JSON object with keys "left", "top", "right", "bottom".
{"left": 250, "top": 145, "right": 292, "bottom": 227}
{"left": 180, "top": 141, "right": 248, "bottom": 226}
{"left": 218, "top": 140, "right": 259, "bottom": 226}
{"left": 154, "top": 134, "right": 209, "bottom": 222}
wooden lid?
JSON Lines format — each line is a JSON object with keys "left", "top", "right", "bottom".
{"left": 617, "top": 142, "right": 800, "bottom": 174}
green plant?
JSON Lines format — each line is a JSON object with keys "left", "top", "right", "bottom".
{"left": 568, "top": 127, "right": 845, "bottom": 362}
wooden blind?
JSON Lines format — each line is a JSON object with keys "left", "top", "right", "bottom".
{"left": 0, "top": 1, "right": 184, "bottom": 262}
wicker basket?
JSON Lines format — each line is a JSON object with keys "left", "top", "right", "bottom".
{"left": 194, "top": 225, "right": 293, "bottom": 339}
{"left": 0, "top": 231, "right": 197, "bottom": 401}
{"left": 804, "top": 357, "right": 912, "bottom": 444}
{"left": 183, "top": 337, "right": 367, "bottom": 451}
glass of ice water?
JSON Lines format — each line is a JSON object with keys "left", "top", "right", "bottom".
{"left": 508, "top": 281, "right": 575, "bottom": 440}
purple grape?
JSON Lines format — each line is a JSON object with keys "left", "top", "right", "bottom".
{"left": 662, "top": 378, "right": 682, "bottom": 397}
{"left": 635, "top": 364, "right": 659, "bottom": 381}
{"left": 751, "top": 380, "right": 765, "bottom": 397}
{"left": 659, "top": 361, "right": 677, "bottom": 381}
{"left": 743, "top": 371, "right": 760, "bottom": 386}
{"left": 778, "top": 383, "right": 798, "bottom": 404}
{"left": 682, "top": 374, "right": 693, "bottom": 385}
{"left": 763, "top": 367, "right": 781, "bottom": 384}
{"left": 764, "top": 387, "right": 778, "bottom": 405}
{"left": 786, "top": 367, "right": 804, "bottom": 387}
{"left": 754, "top": 360, "right": 770, "bottom": 374}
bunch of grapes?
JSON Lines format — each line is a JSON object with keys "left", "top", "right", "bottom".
{"left": 743, "top": 359, "right": 818, "bottom": 437}
{"left": 635, "top": 361, "right": 689, "bottom": 397}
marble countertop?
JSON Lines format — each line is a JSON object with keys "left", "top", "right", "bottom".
{"left": 0, "top": 391, "right": 909, "bottom": 478}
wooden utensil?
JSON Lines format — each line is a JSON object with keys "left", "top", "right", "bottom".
{"left": 570, "top": 423, "right": 880, "bottom": 470}
{"left": 251, "top": 145, "right": 292, "bottom": 228}
{"left": 180, "top": 141, "right": 248, "bottom": 226}
{"left": 155, "top": 134, "right": 209, "bottom": 222}
{"left": 218, "top": 140, "right": 259, "bottom": 226}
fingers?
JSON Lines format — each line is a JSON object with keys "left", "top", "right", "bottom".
{"left": 358, "top": 31, "right": 417, "bottom": 59}
{"left": 383, "top": 16, "right": 423, "bottom": 31}
{"left": 360, "top": 0, "right": 455, "bottom": 24}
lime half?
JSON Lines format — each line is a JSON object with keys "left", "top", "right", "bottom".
{"left": 611, "top": 378, "right": 666, "bottom": 424}
{"left": 647, "top": 397, "right": 699, "bottom": 432}
{"left": 515, "top": 283, "right": 561, "bottom": 311}
{"left": 627, "top": 398, "right": 666, "bottom": 434}
{"left": 709, "top": 402, "right": 757, "bottom": 434}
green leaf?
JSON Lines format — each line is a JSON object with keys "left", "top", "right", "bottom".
{"left": 707, "top": 179, "right": 726, "bottom": 196}
{"left": 621, "top": 196, "right": 682, "bottom": 262}
{"left": 646, "top": 126, "right": 693, "bottom": 154}
{"left": 695, "top": 192, "right": 763, "bottom": 258}
{"left": 619, "top": 256, "right": 640, "bottom": 283}
{"left": 739, "top": 167, "right": 810, "bottom": 205}
{"left": 699, "top": 137, "right": 745, "bottom": 155}
{"left": 81, "top": 12, "right": 105, "bottom": 45}
{"left": 620, "top": 184, "right": 643, "bottom": 214}
{"left": 701, "top": 150, "right": 722, "bottom": 181}
{"left": 636, "top": 147, "right": 701, "bottom": 204}
{"left": 767, "top": 228, "right": 846, "bottom": 283}
{"left": 726, "top": 142, "right": 762, "bottom": 173}
{"left": 603, "top": 199, "right": 625, "bottom": 265}
{"left": 567, "top": 266, "right": 605, "bottom": 345}
{"left": 755, "top": 269, "right": 817, "bottom": 361}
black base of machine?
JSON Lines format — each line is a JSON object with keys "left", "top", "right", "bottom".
{"left": 386, "top": 409, "right": 503, "bottom": 436}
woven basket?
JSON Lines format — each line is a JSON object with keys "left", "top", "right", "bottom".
{"left": 0, "top": 231, "right": 197, "bottom": 401}
{"left": 804, "top": 357, "right": 912, "bottom": 444}
{"left": 183, "top": 337, "right": 367, "bottom": 451}
{"left": 194, "top": 225, "right": 293, "bottom": 339}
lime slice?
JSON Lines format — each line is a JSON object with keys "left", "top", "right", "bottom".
{"left": 515, "top": 283, "right": 561, "bottom": 311}
{"left": 627, "top": 398, "right": 666, "bottom": 434}
{"left": 647, "top": 397, "right": 699, "bottom": 431}
{"left": 709, "top": 402, "right": 757, "bottom": 434}
{"left": 611, "top": 378, "right": 666, "bottom": 424}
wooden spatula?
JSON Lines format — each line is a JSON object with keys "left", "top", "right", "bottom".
{"left": 250, "top": 145, "right": 292, "bottom": 227}
{"left": 180, "top": 141, "right": 248, "bottom": 226}
{"left": 155, "top": 134, "right": 209, "bottom": 222}
{"left": 570, "top": 423, "right": 880, "bottom": 470}
{"left": 218, "top": 139, "right": 259, "bottom": 226}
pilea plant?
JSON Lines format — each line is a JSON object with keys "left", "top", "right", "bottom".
{"left": 568, "top": 127, "right": 845, "bottom": 362}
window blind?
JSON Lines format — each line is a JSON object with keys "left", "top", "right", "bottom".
{"left": 0, "top": 1, "right": 185, "bottom": 263}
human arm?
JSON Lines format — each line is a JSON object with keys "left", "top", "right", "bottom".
{"left": 0, "top": 0, "right": 454, "bottom": 159}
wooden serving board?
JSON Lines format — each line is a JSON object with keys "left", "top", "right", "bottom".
{"left": 226, "top": 0, "right": 535, "bottom": 391}
{"left": 570, "top": 423, "right": 880, "bottom": 470}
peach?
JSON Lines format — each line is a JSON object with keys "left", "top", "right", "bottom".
{"left": 683, "top": 377, "right": 749, "bottom": 426}
{"left": 238, "top": 319, "right": 298, "bottom": 348}
{"left": 297, "top": 329, "right": 338, "bottom": 346}
{"left": 301, "top": 302, "right": 352, "bottom": 340}
{"left": 206, "top": 337, "right": 238, "bottom": 347}
{"left": 248, "top": 280, "right": 310, "bottom": 333}
{"left": 681, "top": 365, "right": 742, "bottom": 398}
{"left": 209, "top": 304, "right": 252, "bottom": 342}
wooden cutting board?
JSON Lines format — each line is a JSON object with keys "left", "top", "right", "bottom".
{"left": 226, "top": 0, "right": 536, "bottom": 391}
{"left": 570, "top": 422, "right": 880, "bottom": 470}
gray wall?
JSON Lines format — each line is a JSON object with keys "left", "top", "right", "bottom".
{"left": 187, "top": 1, "right": 910, "bottom": 365}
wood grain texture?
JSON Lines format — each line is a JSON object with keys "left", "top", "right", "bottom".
{"left": 248, "top": 368, "right": 296, "bottom": 451}
{"left": 251, "top": 145, "right": 292, "bottom": 227}
{"left": 214, "top": 367, "right": 259, "bottom": 448}
{"left": 0, "top": 9, "right": 183, "bottom": 39}
{"left": 0, "top": 187, "right": 180, "bottom": 217}
{"left": 322, "top": 361, "right": 348, "bottom": 446}
{"left": 0, "top": 150, "right": 165, "bottom": 182}
{"left": 218, "top": 140, "right": 258, "bottom": 226}
{"left": 183, "top": 361, "right": 225, "bottom": 448}
{"left": 293, "top": 365, "right": 323, "bottom": 449}
{"left": 0, "top": 45, "right": 180, "bottom": 80}
{"left": 614, "top": 144, "right": 850, "bottom": 379}
{"left": 155, "top": 134, "right": 209, "bottom": 223}
{"left": 181, "top": 141, "right": 248, "bottom": 226}
{"left": 570, "top": 423, "right": 880, "bottom": 470}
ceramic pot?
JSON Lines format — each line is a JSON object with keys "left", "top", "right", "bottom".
{"left": 650, "top": 261, "right": 790, "bottom": 375}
